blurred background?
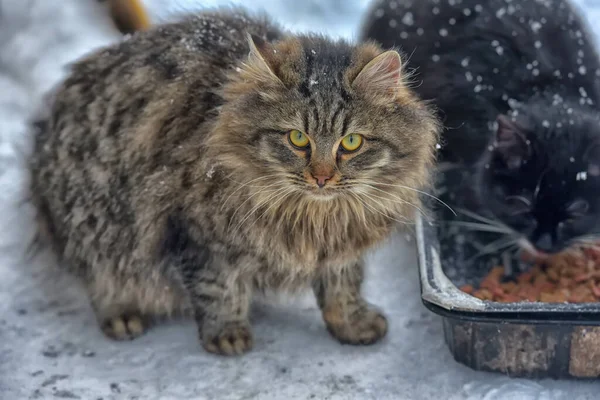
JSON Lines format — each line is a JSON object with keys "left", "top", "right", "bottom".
{"left": 1, "top": 0, "right": 600, "bottom": 399}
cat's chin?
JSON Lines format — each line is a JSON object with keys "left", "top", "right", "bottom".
{"left": 306, "top": 189, "right": 338, "bottom": 202}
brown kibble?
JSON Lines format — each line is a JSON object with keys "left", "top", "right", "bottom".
{"left": 559, "top": 277, "right": 574, "bottom": 289}
{"left": 546, "top": 268, "right": 559, "bottom": 282}
{"left": 474, "top": 289, "right": 493, "bottom": 300}
{"left": 458, "top": 243, "right": 600, "bottom": 303}
{"left": 489, "top": 266, "right": 505, "bottom": 279}
{"left": 517, "top": 271, "right": 533, "bottom": 284}
{"left": 502, "top": 294, "right": 521, "bottom": 303}
{"left": 533, "top": 274, "right": 549, "bottom": 287}
{"left": 539, "top": 292, "right": 555, "bottom": 302}
{"left": 502, "top": 281, "right": 518, "bottom": 293}
{"left": 460, "top": 284, "right": 474, "bottom": 294}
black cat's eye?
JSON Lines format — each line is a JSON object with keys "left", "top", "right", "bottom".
{"left": 504, "top": 195, "right": 532, "bottom": 216}
{"left": 566, "top": 199, "right": 589, "bottom": 217}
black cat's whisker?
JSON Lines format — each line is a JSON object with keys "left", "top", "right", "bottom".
{"left": 450, "top": 221, "right": 513, "bottom": 234}
{"left": 501, "top": 245, "right": 521, "bottom": 276}
{"left": 358, "top": 180, "right": 456, "bottom": 216}
{"left": 467, "top": 238, "right": 520, "bottom": 263}
{"left": 575, "top": 235, "right": 600, "bottom": 244}
{"left": 455, "top": 208, "right": 514, "bottom": 234}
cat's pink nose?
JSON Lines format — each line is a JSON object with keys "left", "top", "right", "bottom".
{"left": 312, "top": 174, "right": 332, "bottom": 188}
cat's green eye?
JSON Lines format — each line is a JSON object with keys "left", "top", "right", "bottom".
{"left": 340, "top": 133, "right": 363, "bottom": 152}
{"left": 289, "top": 129, "right": 310, "bottom": 148}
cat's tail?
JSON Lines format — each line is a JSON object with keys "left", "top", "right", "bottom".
{"left": 106, "top": 0, "right": 152, "bottom": 34}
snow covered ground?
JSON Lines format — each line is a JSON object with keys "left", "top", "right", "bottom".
{"left": 1, "top": 0, "right": 600, "bottom": 399}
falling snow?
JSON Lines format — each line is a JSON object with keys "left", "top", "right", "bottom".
{"left": 402, "top": 12, "right": 414, "bottom": 26}
{"left": 206, "top": 165, "right": 216, "bottom": 178}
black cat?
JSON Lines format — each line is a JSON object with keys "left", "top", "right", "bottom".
{"left": 362, "top": 0, "right": 600, "bottom": 260}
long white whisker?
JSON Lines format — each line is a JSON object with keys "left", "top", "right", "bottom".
{"left": 242, "top": 188, "right": 296, "bottom": 234}
{"left": 350, "top": 192, "right": 413, "bottom": 226}
{"left": 455, "top": 208, "right": 517, "bottom": 236}
{"left": 358, "top": 180, "right": 456, "bottom": 216}
{"left": 221, "top": 174, "right": 284, "bottom": 210}
{"left": 355, "top": 182, "right": 431, "bottom": 221}
{"left": 227, "top": 185, "right": 288, "bottom": 231}
{"left": 468, "top": 238, "right": 519, "bottom": 263}
{"left": 230, "top": 186, "right": 292, "bottom": 235}
{"left": 353, "top": 190, "right": 413, "bottom": 225}
{"left": 353, "top": 187, "right": 413, "bottom": 222}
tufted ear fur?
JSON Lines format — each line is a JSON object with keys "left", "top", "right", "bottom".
{"left": 242, "top": 33, "right": 284, "bottom": 87}
{"left": 352, "top": 50, "right": 403, "bottom": 100}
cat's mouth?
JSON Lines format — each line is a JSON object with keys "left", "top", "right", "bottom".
{"left": 306, "top": 187, "right": 339, "bottom": 201}
{"left": 519, "top": 238, "right": 580, "bottom": 261}
{"left": 518, "top": 238, "right": 551, "bottom": 262}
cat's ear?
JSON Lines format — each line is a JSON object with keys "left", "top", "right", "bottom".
{"left": 243, "top": 33, "right": 284, "bottom": 86}
{"left": 352, "top": 50, "right": 403, "bottom": 99}
{"left": 494, "top": 115, "right": 530, "bottom": 170}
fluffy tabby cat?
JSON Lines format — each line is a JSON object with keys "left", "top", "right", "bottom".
{"left": 29, "top": 8, "right": 438, "bottom": 355}
{"left": 362, "top": 0, "right": 600, "bottom": 257}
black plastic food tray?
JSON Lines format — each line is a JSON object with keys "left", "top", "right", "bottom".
{"left": 416, "top": 215, "right": 600, "bottom": 379}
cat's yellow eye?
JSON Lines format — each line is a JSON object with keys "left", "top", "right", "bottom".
{"left": 340, "top": 133, "right": 363, "bottom": 152}
{"left": 289, "top": 129, "right": 310, "bottom": 148}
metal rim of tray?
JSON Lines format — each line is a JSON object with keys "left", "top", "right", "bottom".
{"left": 415, "top": 214, "right": 600, "bottom": 324}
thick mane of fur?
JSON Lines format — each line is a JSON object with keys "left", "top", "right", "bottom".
{"left": 29, "top": 8, "right": 439, "bottom": 354}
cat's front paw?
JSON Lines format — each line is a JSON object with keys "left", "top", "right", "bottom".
{"left": 323, "top": 304, "right": 388, "bottom": 345}
{"left": 201, "top": 320, "right": 254, "bottom": 356}
{"left": 101, "top": 314, "right": 147, "bottom": 341}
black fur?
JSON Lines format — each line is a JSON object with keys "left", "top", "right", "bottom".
{"left": 362, "top": 0, "right": 600, "bottom": 254}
